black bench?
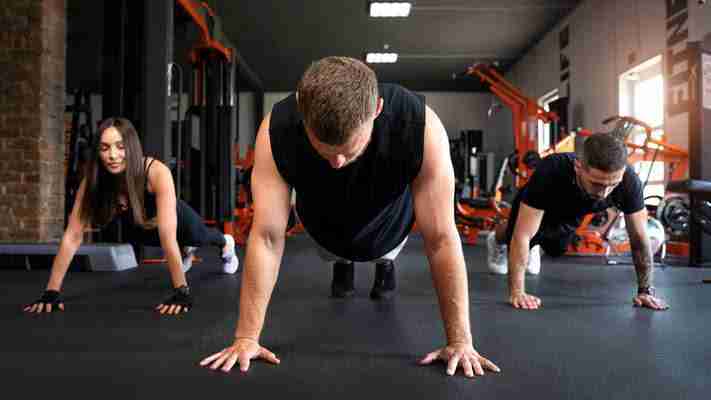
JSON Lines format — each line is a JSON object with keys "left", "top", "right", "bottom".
{"left": 0, "top": 243, "right": 137, "bottom": 271}
{"left": 667, "top": 179, "right": 711, "bottom": 267}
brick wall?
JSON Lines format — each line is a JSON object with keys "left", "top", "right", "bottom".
{"left": 0, "top": 0, "right": 66, "bottom": 242}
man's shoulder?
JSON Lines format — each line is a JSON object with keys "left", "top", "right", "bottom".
{"left": 620, "top": 164, "right": 643, "bottom": 192}
{"left": 272, "top": 92, "right": 297, "bottom": 116}
{"left": 270, "top": 93, "right": 300, "bottom": 132}
{"left": 379, "top": 83, "right": 425, "bottom": 123}
{"left": 537, "top": 152, "right": 575, "bottom": 173}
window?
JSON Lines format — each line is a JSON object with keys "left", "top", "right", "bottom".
{"left": 537, "top": 89, "right": 559, "bottom": 151}
{"left": 618, "top": 55, "right": 664, "bottom": 203}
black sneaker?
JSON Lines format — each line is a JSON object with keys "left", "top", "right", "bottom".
{"left": 331, "top": 261, "right": 355, "bottom": 298}
{"left": 370, "top": 260, "right": 396, "bottom": 300}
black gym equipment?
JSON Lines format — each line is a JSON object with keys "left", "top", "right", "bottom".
{"left": 667, "top": 179, "right": 711, "bottom": 266}
{"left": 665, "top": 42, "right": 711, "bottom": 267}
{"left": 656, "top": 195, "right": 691, "bottom": 238}
{"left": 64, "top": 90, "right": 96, "bottom": 227}
{"left": 449, "top": 130, "right": 495, "bottom": 199}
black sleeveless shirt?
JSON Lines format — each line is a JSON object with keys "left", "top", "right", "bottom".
{"left": 269, "top": 83, "right": 425, "bottom": 261}
{"left": 118, "top": 158, "right": 159, "bottom": 226}
{"left": 142, "top": 158, "right": 158, "bottom": 221}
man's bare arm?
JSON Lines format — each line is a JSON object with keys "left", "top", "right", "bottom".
{"left": 624, "top": 209, "right": 669, "bottom": 310}
{"left": 235, "top": 113, "right": 292, "bottom": 340}
{"left": 413, "top": 106, "right": 499, "bottom": 378}
{"left": 199, "top": 113, "right": 291, "bottom": 373}
{"left": 508, "top": 203, "right": 544, "bottom": 295}
{"left": 625, "top": 209, "right": 654, "bottom": 288}
{"left": 412, "top": 106, "right": 471, "bottom": 344}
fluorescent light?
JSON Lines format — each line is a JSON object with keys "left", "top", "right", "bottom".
{"left": 366, "top": 53, "right": 398, "bottom": 63}
{"left": 369, "top": 2, "right": 412, "bottom": 17}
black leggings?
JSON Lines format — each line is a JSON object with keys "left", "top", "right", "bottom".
{"left": 120, "top": 199, "right": 226, "bottom": 250}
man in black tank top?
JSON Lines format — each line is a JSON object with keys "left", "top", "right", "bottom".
{"left": 200, "top": 57, "right": 500, "bottom": 378}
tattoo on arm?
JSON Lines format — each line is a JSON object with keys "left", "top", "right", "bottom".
{"left": 507, "top": 261, "right": 527, "bottom": 293}
{"left": 631, "top": 237, "right": 654, "bottom": 288}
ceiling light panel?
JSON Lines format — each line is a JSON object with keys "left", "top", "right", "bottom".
{"left": 369, "top": 2, "right": 412, "bottom": 17}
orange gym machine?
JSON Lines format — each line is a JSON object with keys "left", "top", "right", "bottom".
{"left": 231, "top": 145, "right": 305, "bottom": 246}
{"left": 453, "top": 63, "right": 560, "bottom": 244}
{"left": 458, "top": 65, "right": 679, "bottom": 259}
{"left": 465, "top": 63, "right": 560, "bottom": 187}
{"left": 602, "top": 115, "right": 690, "bottom": 258}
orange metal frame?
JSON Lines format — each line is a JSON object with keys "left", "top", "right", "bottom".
{"left": 451, "top": 64, "right": 558, "bottom": 245}
{"left": 457, "top": 67, "right": 690, "bottom": 259}
{"left": 176, "top": 0, "right": 233, "bottom": 63}
{"left": 455, "top": 199, "right": 510, "bottom": 245}
{"left": 229, "top": 143, "right": 304, "bottom": 246}
{"left": 465, "top": 64, "right": 559, "bottom": 188}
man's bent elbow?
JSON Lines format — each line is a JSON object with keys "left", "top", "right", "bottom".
{"left": 251, "top": 226, "right": 286, "bottom": 251}
{"left": 423, "top": 230, "right": 460, "bottom": 255}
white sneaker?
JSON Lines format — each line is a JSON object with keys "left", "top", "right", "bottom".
{"left": 486, "top": 231, "right": 508, "bottom": 274}
{"left": 526, "top": 245, "right": 541, "bottom": 275}
{"left": 221, "top": 234, "right": 239, "bottom": 274}
{"left": 181, "top": 246, "right": 198, "bottom": 273}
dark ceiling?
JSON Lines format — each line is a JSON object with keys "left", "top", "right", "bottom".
{"left": 213, "top": 0, "right": 582, "bottom": 92}
{"left": 65, "top": 0, "right": 581, "bottom": 93}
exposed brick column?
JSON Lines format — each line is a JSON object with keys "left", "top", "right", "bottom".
{"left": 0, "top": 0, "right": 66, "bottom": 242}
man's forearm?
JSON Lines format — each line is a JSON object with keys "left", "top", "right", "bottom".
{"left": 426, "top": 236, "right": 472, "bottom": 345}
{"left": 631, "top": 236, "right": 654, "bottom": 289}
{"left": 235, "top": 233, "right": 284, "bottom": 340}
{"left": 507, "top": 237, "right": 529, "bottom": 294}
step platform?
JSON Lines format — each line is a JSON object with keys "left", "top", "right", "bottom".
{"left": 0, "top": 243, "right": 138, "bottom": 271}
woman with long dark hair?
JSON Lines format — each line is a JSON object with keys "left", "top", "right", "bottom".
{"left": 24, "top": 117, "right": 238, "bottom": 315}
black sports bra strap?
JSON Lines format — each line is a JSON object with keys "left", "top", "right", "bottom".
{"left": 144, "top": 158, "right": 156, "bottom": 191}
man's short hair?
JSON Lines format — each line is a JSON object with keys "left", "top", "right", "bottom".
{"left": 577, "top": 133, "right": 628, "bottom": 172}
{"left": 296, "top": 56, "right": 378, "bottom": 146}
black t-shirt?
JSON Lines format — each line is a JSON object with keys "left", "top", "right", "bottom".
{"left": 511, "top": 152, "right": 644, "bottom": 231}
{"left": 269, "top": 83, "right": 426, "bottom": 261}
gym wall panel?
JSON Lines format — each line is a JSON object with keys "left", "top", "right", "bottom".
{"left": 595, "top": 0, "right": 620, "bottom": 129}
{"left": 238, "top": 92, "right": 257, "bottom": 156}
{"left": 570, "top": 0, "right": 595, "bottom": 130}
{"left": 577, "top": 0, "right": 618, "bottom": 133}
{"left": 421, "top": 92, "right": 491, "bottom": 140}
{"left": 614, "top": 0, "right": 640, "bottom": 78}
{"left": 690, "top": 2, "right": 711, "bottom": 41}
{"left": 497, "top": 0, "right": 709, "bottom": 157}
{"left": 485, "top": 107, "right": 514, "bottom": 173}
{"left": 638, "top": 1, "right": 667, "bottom": 66}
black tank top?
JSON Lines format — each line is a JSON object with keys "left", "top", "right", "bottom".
{"left": 269, "top": 83, "right": 425, "bottom": 261}
{"left": 142, "top": 158, "right": 159, "bottom": 220}
{"left": 119, "top": 158, "right": 158, "bottom": 222}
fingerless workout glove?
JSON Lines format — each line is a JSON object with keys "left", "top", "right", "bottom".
{"left": 29, "top": 289, "right": 63, "bottom": 308}
{"left": 161, "top": 285, "right": 193, "bottom": 309}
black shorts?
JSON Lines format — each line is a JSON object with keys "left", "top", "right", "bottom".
{"left": 505, "top": 196, "right": 576, "bottom": 258}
